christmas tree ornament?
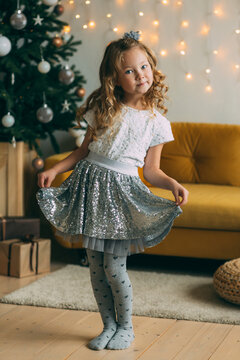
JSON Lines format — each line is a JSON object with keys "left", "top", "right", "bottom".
{"left": 1, "top": 112, "right": 15, "bottom": 127}
{"left": 59, "top": 66, "right": 75, "bottom": 85}
{"left": 32, "top": 157, "right": 44, "bottom": 170}
{"left": 11, "top": 73, "right": 15, "bottom": 85}
{"left": 38, "top": 60, "right": 51, "bottom": 73}
{"left": 62, "top": 32, "right": 71, "bottom": 42}
{"left": 36, "top": 104, "right": 53, "bottom": 123}
{"left": 0, "top": 35, "right": 12, "bottom": 56}
{"left": 33, "top": 15, "right": 44, "bottom": 26}
{"left": 54, "top": 4, "right": 64, "bottom": 16}
{"left": 76, "top": 87, "right": 86, "bottom": 98}
{"left": 11, "top": 136, "right": 17, "bottom": 148}
{"left": 42, "top": 0, "right": 58, "bottom": 6}
{"left": 52, "top": 36, "right": 63, "bottom": 47}
{"left": 10, "top": 9, "right": 27, "bottom": 30}
{"left": 62, "top": 99, "right": 71, "bottom": 112}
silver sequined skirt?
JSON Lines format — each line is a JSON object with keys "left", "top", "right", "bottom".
{"left": 36, "top": 151, "right": 182, "bottom": 256}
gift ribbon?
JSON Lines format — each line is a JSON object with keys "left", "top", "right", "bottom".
{"left": 7, "top": 236, "right": 38, "bottom": 276}
{"left": 35, "top": 241, "right": 39, "bottom": 275}
{"left": 26, "top": 235, "right": 40, "bottom": 274}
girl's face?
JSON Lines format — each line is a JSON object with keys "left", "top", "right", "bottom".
{"left": 116, "top": 46, "right": 154, "bottom": 102}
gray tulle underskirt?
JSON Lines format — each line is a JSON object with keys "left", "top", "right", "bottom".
{"left": 36, "top": 157, "right": 182, "bottom": 256}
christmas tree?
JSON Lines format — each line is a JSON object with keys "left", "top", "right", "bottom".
{"left": 0, "top": 0, "right": 86, "bottom": 166}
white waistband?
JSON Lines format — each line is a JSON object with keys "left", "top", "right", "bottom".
{"left": 85, "top": 152, "right": 138, "bottom": 176}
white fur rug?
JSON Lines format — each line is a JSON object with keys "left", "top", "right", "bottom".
{"left": 1, "top": 264, "right": 239, "bottom": 324}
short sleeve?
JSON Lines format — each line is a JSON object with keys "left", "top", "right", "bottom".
{"left": 150, "top": 113, "right": 174, "bottom": 147}
{"left": 83, "top": 108, "right": 95, "bottom": 128}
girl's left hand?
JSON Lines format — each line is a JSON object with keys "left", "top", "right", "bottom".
{"left": 171, "top": 181, "right": 189, "bottom": 206}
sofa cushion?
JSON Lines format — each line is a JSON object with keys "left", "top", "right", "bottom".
{"left": 44, "top": 152, "right": 72, "bottom": 187}
{"left": 160, "top": 122, "right": 240, "bottom": 186}
{"left": 150, "top": 183, "right": 240, "bottom": 231}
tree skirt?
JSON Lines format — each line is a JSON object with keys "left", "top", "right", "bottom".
{"left": 0, "top": 265, "right": 239, "bottom": 325}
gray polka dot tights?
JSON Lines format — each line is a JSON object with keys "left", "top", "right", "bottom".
{"left": 86, "top": 249, "right": 134, "bottom": 350}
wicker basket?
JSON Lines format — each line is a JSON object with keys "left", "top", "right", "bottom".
{"left": 213, "top": 258, "right": 240, "bottom": 305}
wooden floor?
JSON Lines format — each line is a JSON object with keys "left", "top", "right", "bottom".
{"left": 0, "top": 262, "right": 240, "bottom": 360}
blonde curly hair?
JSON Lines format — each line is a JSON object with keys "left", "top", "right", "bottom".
{"left": 76, "top": 37, "right": 169, "bottom": 140}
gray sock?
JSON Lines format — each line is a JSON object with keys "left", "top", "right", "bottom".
{"left": 104, "top": 253, "right": 135, "bottom": 350}
{"left": 86, "top": 249, "right": 117, "bottom": 350}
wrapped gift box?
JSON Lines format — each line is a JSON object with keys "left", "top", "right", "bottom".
{"left": 0, "top": 238, "right": 51, "bottom": 278}
{"left": 0, "top": 217, "right": 40, "bottom": 241}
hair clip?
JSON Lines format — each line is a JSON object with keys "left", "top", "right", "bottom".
{"left": 123, "top": 31, "right": 140, "bottom": 41}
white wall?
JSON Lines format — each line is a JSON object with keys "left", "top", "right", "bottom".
{"left": 41, "top": 0, "right": 240, "bottom": 157}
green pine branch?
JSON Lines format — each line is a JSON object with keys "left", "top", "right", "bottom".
{"left": 0, "top": 0, "right": 87, "bottom": 157}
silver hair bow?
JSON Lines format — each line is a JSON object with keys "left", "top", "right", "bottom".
{"left": 123, "top": 31, "right": 140, "bottom": 41}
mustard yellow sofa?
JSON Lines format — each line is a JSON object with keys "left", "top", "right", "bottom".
{"left": 44, "top": 122, "right": 240, "bottom": 260}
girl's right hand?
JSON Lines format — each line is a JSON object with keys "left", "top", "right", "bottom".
{"left": 37, "top": 168, "right": 57, "bottom": 188}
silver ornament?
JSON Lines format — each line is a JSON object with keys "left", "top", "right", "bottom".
{"left": 1, "top": 112, "right": 15, "bottom": 127}
{"left": 0, "top": 35, "right": 12, "bottom": 57}
{"left": 58, "top": 67, "right": 75, "bottom": 85}
{"left": 38, "top": 60, "right": 51, "bottom": 73}
{"left": 36, "top": 104, "right": 53, "bottom": 123}
{"left": 10, "top": 9, "right": 27, "bottom": 30}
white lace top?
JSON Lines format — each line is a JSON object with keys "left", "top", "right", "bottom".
{"left": 84, "top": 105, "right": 174, "bottom": 168}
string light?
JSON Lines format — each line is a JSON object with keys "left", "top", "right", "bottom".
{"left": 185, "top": 72, "right": 192, "bottom": 80}
{"left": 205, "top": 85, "right": 213, "bottom": 92}
{"left": 68, "top": 0, "right": 238, "bottom": 96}
{"left": 63, "top": 25, "right": 71, "bottom": 33}
{"left": 181, "top": 20, "right": 189, "bottom": 28}
{"left": 160, "top": 49, "right": 167, "bottom": 56}
{"left": 201, "top": 25, "right": 210, "bottom": 35}
{"left": 153, "top": 20, "right": 159, "bottom": 26}
{"left": 213, "top": 7, "right": 223, "bottom": 17}
{"left": 88, "top": 21, "right": 96, "bottom": 28}
{"left": 178, "top": 40, "right": 186, "bottom": 51}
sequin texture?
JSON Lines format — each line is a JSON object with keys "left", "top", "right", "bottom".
{"left": 37, "top": 157, "right": 182, "bottom": 256}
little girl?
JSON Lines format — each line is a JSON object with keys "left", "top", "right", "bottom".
{"left": 37, "top": 31, "right": 188, "bottom": 351}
